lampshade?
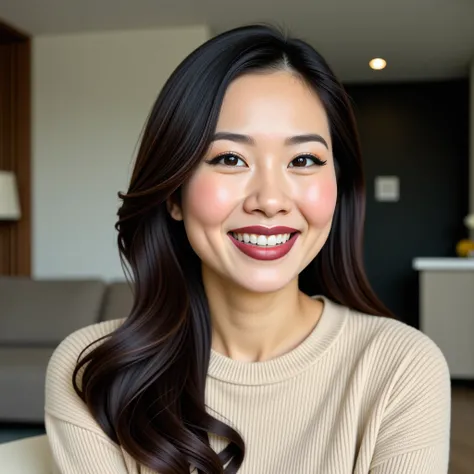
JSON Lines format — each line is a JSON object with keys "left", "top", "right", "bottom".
{"left": 0, "top": 171, "right": 21, "bottom": 220}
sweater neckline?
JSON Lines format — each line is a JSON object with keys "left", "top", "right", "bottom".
{"left": 207, "top": 296, "right": 348, "bottom": 386}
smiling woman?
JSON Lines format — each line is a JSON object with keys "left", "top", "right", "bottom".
{"left": 43, "top": 24, "right": 450, "bottom": 474}
{"left": 167, "top": 71, "right": 337, "bottom": 294}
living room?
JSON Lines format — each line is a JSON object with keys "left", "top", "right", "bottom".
{"left": 0, "top": 0, "right": 473, "bottom": 473}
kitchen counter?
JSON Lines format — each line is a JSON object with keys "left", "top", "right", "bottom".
{"left": 413, "top": 257, "right": 474, "bottom": 271}
{"left": 414, "top": 258, "right": 474, "bottom": 380}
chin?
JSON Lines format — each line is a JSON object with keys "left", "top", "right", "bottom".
{"left": 232, "top": 274, "right": 296, "bottom": 295}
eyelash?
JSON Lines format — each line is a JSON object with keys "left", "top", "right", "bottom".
{"left": 205, "top": 152, "right": 327, "bottom": 168}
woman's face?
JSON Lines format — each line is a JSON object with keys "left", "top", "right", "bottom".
{"left": 169, "top": 71, "right": 338, "bottom": 293}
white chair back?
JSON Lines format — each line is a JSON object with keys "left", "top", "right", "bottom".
{"left": 0, "top": 434, "right": 53, "bottom": 474}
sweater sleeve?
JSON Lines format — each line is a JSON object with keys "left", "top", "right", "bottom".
{"left": 369, "top": 446, "right": 447, "bottom": 474}
{"left": 369, "top": 332, "right": 451, "bottom": 473}
{"left": 44, "top": 321, "right": 131, "bottom": 474}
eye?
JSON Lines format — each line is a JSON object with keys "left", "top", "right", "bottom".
{"left": 289, "top": 154, "right": 327, "bottom": 168}
{"left": 205, "top": 153, "right": 247, "bottom": 167}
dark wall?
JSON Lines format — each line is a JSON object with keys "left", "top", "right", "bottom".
{"left": 344, "top": 80, "right": 469, "bottom": 327}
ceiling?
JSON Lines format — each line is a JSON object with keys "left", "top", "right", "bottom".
{"left": 1, "top": 0, "right": 473, "bottom": 82}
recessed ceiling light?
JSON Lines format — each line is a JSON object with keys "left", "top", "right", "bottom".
{"left": 369, "top": 58, "right": 387, "bottom": 70}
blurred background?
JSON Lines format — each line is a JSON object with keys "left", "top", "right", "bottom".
{"left": 0, "top": 1, "right": 473, "bottom": 473}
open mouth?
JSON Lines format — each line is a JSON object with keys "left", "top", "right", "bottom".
{"left": 229, "top": 231, "right": 298, "bottom": 247}
{"left": 227, "top": 230, "right": 300, "bottom": 261}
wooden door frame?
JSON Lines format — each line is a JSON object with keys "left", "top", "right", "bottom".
{"left": 0, "top": 20, "right": 31, "bottom": 276}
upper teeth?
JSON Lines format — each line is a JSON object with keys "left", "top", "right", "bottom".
{"left": 231, "top": 233, "right": 292, "bottom": 247}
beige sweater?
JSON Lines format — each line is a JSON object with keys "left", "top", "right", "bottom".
{"left": 45, "top": 296, "right": 451, "bottom": 473}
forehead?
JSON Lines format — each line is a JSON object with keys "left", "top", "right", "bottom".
{"left": 216, "top": 71, "right": 331, "bottom": 138}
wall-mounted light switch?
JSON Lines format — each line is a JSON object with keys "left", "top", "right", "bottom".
{"left": 375, "top": 176, "right": 399, "bottom": 202}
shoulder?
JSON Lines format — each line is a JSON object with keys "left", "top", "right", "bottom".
{"left": 45, "top": 318, "right": 124, "bottom": 429}
{"left": 324, "top": 297, "right": 447, "bottom": 367}
{"left": 352, "top": 307, "right": 447, "bottom": 361}
{"left": 342, "top": 305, "right": 450, "bottom": 394}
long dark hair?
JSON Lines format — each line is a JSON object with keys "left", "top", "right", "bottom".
{"left": 73, "top": 24, "right": 392, "bottom": 474}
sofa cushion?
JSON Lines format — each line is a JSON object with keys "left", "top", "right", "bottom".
{"left": 0, "top": 277, "right": 106, "bottom": 345}
{"left": 100, "top": 281, "right": 134, "bottom": 321}
{"left": 0, "top": 434, "right": 53, "bottom": 473}
{"left": 0, "top": 347, "right": 56, "bottom": 422}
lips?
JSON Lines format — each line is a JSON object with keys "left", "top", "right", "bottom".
{"left": 227, "top": 225, "right": 300, "bottom": 261}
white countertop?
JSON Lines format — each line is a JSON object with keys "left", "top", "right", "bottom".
{"left": 413, "top": 258, "right": 474, "bottom": 271}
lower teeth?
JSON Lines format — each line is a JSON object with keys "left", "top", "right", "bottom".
{"left": 247, "top": 242, "right": 285, "bottom": 246}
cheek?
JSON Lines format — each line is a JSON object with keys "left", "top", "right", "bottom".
{"left": 182, "top": 172, "right": 235, "bottom": 226}
{"left": 299, "top": 177, "right": 338, "bottom": 227}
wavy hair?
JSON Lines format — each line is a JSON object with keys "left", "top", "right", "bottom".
{"left": 73, "top": 24, "right": 392, "bottom": 474}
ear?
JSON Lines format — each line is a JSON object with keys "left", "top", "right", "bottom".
{"left": 166, "top": 197, "right": 183, "bottom": 221}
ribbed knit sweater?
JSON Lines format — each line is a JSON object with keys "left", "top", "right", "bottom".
{"left": 44, "top": 296, "right": 451, "bottom": 473}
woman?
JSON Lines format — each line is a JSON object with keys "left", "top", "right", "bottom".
{"left": 45, "top": 24, "right": 450, "bottom": 474}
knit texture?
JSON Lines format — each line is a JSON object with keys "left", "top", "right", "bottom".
{"left": 44, "top": 296, "right": 451, "bottom": 473}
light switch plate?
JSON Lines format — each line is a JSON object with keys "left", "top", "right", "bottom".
{"left": 375, "top": 176, "right": 399, "bottom": 202}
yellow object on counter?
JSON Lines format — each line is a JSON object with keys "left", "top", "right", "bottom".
{"left": 456, "top": 239, "right": 474, "bottom": 257}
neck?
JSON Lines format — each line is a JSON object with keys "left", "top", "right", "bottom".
{"left": 202, "top": 267, "right": 323, "bottom": 362}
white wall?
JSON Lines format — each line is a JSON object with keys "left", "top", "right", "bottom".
{"left": 33, "top": 26, "right": 210, "bottom": 280}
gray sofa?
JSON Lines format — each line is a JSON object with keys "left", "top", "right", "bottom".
{"left": 0, "top": 277, "right": 133, "bottom": 423}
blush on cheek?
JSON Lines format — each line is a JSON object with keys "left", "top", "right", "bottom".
{"left": 183, "top": 173, "right": 234, "bottom": 225}
{"left": 301, "top": 178, "right": 338, "bottom": 227}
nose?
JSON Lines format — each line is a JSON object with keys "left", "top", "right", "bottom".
{"left": 243, "top": 167, "right": 292, "bottom": 218}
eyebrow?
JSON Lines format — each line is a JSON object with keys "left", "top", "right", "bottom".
{"left": 212, "top": 132, "right": 329, "bottom": 149}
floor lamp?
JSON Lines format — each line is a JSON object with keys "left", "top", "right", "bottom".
{"left": 0, "top": 170, "right": 21, "bottom": 275}
{"left": 0, "top": 171, "right": 21, "bottom": 222}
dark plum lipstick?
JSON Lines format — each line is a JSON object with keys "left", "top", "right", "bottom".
{"left": 228, "top": 226, "right": 299, "bottom": 261}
